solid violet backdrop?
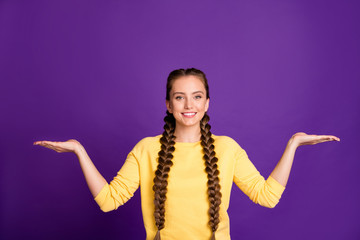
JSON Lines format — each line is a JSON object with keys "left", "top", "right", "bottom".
{"left": 1, "top": 1, "right": 359, "bottom": 240}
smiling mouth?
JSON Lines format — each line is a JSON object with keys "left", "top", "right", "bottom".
{"left": 182, "top": 112, "right": 197, "bottom": 118}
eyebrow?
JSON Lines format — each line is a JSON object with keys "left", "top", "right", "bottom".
{"left": 173, "top": 91, "right": 204, "bottom": 95}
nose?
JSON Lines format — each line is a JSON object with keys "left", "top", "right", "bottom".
{"left": 184, "top": 98, "right": 193, "bottom": 109}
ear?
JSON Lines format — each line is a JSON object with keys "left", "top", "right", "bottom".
{"left": 166, "top": 100, "right": 172, "bottom": 113}
{"left": 205, "top": 98, "right": 209, "bottom": 112}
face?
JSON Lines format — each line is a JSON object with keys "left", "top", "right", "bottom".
{"left": 166, "top": 75, "right": 209, "bottom": 128}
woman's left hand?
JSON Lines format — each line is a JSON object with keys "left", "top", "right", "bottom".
{"left": 290, "top": 132, "right": 340, "bottom": 147}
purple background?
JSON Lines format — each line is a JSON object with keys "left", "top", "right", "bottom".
{"left": 1, "top": 0, "right": 359, "bottom": 239}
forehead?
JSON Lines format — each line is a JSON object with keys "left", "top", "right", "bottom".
{"left": 170, "top": 75, "right": 205, "bottom": 93}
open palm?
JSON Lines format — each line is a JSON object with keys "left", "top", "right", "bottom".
{"left": 33, "top": 139, "right": 81, "bottom": 153}
{"left": 292, "top": 132, "right": 340, "bottom": 147}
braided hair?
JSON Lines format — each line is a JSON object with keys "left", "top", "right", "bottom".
{"left": 153, "top": 68, "right": 221, "bottom": 240}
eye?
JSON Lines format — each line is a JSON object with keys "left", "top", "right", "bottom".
{"left": 175, "top": 96, "right": 184, "bottom": 100}
{"left": 195, "top": 95, "right": 202, "bottom": 99}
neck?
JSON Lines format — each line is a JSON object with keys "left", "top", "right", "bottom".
{"left": 174, "top": 124, "right": 201, "bottom": 143}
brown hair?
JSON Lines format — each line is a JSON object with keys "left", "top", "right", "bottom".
{"left": 153, "top": 68, "right": 222, "bottom": 240}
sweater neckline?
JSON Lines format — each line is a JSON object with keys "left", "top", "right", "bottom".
{"left": 155, "top": 134, "right": 217, "bottom": 146}
{"left": 174, "top": 140, "right": 201, "bottom": 146}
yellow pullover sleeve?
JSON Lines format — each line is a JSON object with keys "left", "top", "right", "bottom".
{"left": 233, "top": 145, "right": 285, "bottom": 208}
{"left": 94, "top": 150, "right": 140, "bottom": 212}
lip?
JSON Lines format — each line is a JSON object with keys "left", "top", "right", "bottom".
{"left": 181, "top": 112, "right": 197, "bottom": 118}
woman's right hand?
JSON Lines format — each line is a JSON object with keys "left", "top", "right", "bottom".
{"left": 34, "top": 139, "right": 107, "bottom": 198}
{"left": 33, "top": 139, "right": 82, "bottom": 154}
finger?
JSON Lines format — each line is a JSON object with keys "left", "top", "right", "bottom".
{"left": 34, "top": 141, "right": 46, "bottom": 145}
{"left": 34, "top": 141, "right": 50, "bottom": 145}
{"left": 320, "top": 135, "right": 340, "bottom": 141}
{"left": 40, "top": 141, "right": 58, "bottom": 147}
{"left": 41, "top": 142, "right": 61, "bottom": 151}
{"left": 317, "top": 138, "right": 338, "bottom": 144}
{"left": 315, "top": 136, "right": 335, "bottom": 142}
{"left": 42, "top": 142, "right": 55, "bottom": 147}
{"left": 43, "top": 144, "right": 57, "bottom": 150}
{"left": 326, "top": 136, "right": 340, "bottom": 141}
{"left": 333, "top": 136, "right": 340, "bottom": 141}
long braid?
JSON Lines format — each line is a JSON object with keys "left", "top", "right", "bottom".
{"left": 201, "top": 113, "right": 222, "bottom": 240}
{"left": 153, "top": 110, "right": 176, "bottom": 240}
{"left": 153, "top": 67, "right": 222, "bottom": 240}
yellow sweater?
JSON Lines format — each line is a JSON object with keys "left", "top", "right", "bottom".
{"left": 94, "top": 135, "right": 285, "bottom": 240}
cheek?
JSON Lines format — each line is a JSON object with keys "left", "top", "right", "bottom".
{"left": 197, "top": 101, "right": 207, "bottom": 110}
{"left": 171, "top": 102, "right": 182, "bottom": 112}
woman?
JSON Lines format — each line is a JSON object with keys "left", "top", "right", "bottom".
{"left": 34, "top": 68, "right": 340, "bottom": 240}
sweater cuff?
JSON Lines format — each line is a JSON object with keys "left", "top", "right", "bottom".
{"left": 94, "top": 183, "right": 109, "bottom": 206}
{"left": 267, "top": 175, "right": 286, "bottom": 195}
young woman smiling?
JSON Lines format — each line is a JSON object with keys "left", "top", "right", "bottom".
{"left": 34, "top": 68, "right": 340, "bottom": 240}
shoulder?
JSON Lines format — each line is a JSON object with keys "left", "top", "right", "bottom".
{"left": 135, "top": 135, "right": 162, "bottom": 147}
{"left": 136, "top": 135, "right": 162, "bottom": 145}
{"left": 212, "top": 134, "right": 245, "bottom": 152}
{"left": 212, "top": 134, "right": 240, "bottom": 146}
{"left": 131, "top": 135, "right": 162, "bottom": 152}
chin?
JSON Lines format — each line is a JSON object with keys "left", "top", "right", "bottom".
{"left": 179, "top": 120, "right": 201, "bottom": 127}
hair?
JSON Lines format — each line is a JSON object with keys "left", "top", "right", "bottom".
{"left": 153, "top": 68, "right": 222, "bottom": 240}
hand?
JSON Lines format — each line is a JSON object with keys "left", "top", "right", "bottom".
{"left": 33, "top": 139, "right": 82, "bottom": 153}
{"left": 290, "top": 132, "right": 340, "bottom": 147}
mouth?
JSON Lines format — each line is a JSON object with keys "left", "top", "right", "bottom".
{"left": 181, "top": 112, "right": 197, "bottom": 118}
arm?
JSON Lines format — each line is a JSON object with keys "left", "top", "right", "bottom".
{"left": 75, "top": 144, "right": 107, "bottom": 198}
{"left": 269, "top": 139, "right": 297, "bottom": 188}
{"left": 93, "top": 150, "right": 140, "bottom": 212}
{"left": 34, "top": 139, "right": 140, "bottom": 212}
{"left": 74, "top": 144, "right": 140, "bottom": 212}
{"left": 270, "top": 132, "right": 340, "bottom": 188}
{"left": 233, "top": 145, "right": 286, "bottom": 208}
{"left": 34, "top": 139, "right": 107, "bottom": 198}
{"left": 233, "top": 132, "right": 339, "bottom": 208}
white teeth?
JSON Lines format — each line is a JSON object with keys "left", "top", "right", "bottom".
{"left": 183, "top": 113, "right": 196, "bottom": 116}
